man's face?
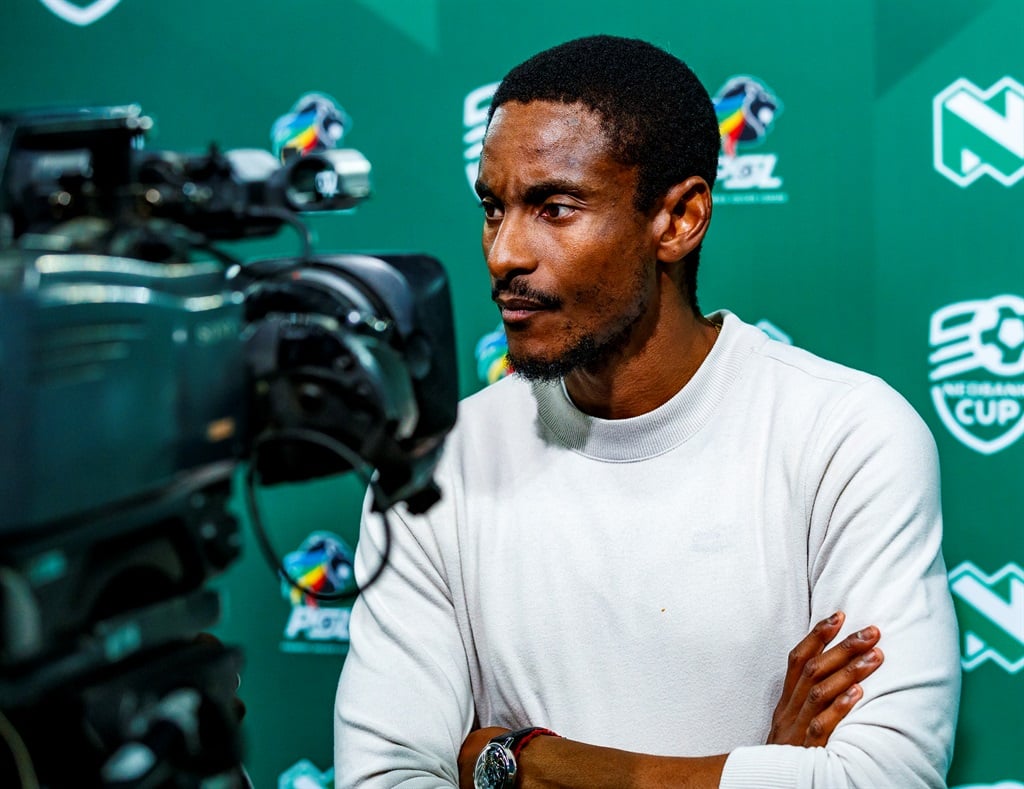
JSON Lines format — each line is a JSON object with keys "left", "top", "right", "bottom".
{"left": 475, "top": 100, "right": 660, "bottom": 381}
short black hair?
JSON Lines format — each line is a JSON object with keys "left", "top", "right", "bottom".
{"left": 488, "top": 35, "right": 719, "bottom": 310}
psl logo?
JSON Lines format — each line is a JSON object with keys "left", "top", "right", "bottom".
{"left": 712, "top": 76, "right": 787, "bottom": 203}
{"left": 934, "top": 77, "right": 1024, "bottom": 187}
{"left": 279, "top": 758, "right": 334, "bottom": 789}
{"left": 948, "top": 562, "right": 1024, "bottom": 674}
{"left": 279, "top": 532, "right": 354, "bottom": 654}
{"left": 928, "top": 294, "right": 1024, "bottom": 454}
{"left": 475, "top": 323, "right": 512, "bottom": 385}
{"left": 38, "top": 0, "right": 120, "bottom": 26}
{"left": 463, "top": 82, "right": 500, "bottom": 198}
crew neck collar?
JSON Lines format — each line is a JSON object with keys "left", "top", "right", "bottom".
{"left": 531, "top": 311, "right": 761, "bottom": 461}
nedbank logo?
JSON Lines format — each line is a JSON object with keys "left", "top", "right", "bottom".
{"left": 934, "top": 77, "right": 1024, "bottom": 187}
{"left": 929, "top": 295, "right": 1024, "bottom": 454}
{"left": 949, "top": 562, "right": 1024, "bottom": 674}
{"left": 38, "top": 0, "right": 120, "bottom": 26}
{"left": 463, "top": 82, "right": 500, "bottom": 198}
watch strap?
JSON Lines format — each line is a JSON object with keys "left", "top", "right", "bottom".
{"left": 502, "top": 726, "right": 558, "bottom": 759}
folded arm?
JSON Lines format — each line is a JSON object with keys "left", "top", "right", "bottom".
{"left": 458, "top": 614, "right": 883, "bottom": 789}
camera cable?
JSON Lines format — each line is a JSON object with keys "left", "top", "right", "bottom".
{"left": 0, "top": 708, "right": 39, "bottom": 789}
{"left": 243, "top": 427, "right": 393, "bottom": 602}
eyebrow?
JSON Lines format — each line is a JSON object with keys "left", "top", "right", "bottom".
{"left": 474, "top": 178, "right": 586, "bottom": 203}
{"left": 474, "top": 180, "right": 493, "bottom": 200}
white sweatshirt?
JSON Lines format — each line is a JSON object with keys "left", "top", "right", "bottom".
{"left": 335, "top": 311, "right": 961, "bottom": 788}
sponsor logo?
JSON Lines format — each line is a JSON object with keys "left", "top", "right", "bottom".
{"left": 463, "top": 82, "right": 500, "bottom": 197}
{"left": 948, "top": 561, "right": 1024, "bottom": 674}
{"left": 279, "top": 758, "right": 334, "bottom": 788}
{"left": 928, "top": 295, "right": 1024, "bottom": 454}
{"left": 712, "top": 76, "right": 787, "bottom": 204}
{"left": 951, "top": 783, "right": 1024, "bottom": 789}
{"left": 934, "top": 77, "right": 1024, "bottom": 187}
{"left": 38, "top": 0, "right": 120, "bottom": 26}
{"left": 754, "top": 318, "right": 792, "bottom": 345}
{"left": 475, "top": 323, "right": 511, "bottom": 385}
{"left": 279, "top": 532, "right": 355, "bottom": 655}
{"left": 271, "top": 92, "right": 349, "bottom": 163}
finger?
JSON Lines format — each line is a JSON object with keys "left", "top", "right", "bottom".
{"left": 785, "top": 625, "right": 880, "bottom": 734}
{"left": 801, "top": 626, "right": 881, "bottom": 685}
{"left": 783, "top": 612, "right": 845, "bottom": 698}
{"left": 803, "top": 683, "right": 864, "bottom": 747}
{"left": 803, "top": 647, "right": 884, "bottom": 714}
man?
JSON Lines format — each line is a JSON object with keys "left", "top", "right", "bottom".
{"left": 335, "top": 35, "right": 960, "bottom": 788}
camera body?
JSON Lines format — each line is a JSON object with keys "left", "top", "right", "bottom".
{"left": 0, "top": 104, "right": 457, "bottom": 786}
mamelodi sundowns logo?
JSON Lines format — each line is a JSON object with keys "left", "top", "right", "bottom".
{"left": 928, "top": 294, "right": 1024, "bottom": 454}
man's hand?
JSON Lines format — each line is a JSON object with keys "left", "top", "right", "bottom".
{"left": 457, "top": 612, "right": 882, "bottom": 788}
{"left": 767, "top": 611, "right": 883, "bottom": 746}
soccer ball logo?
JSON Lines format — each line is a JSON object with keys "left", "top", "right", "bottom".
{"left": 929, "top": 294, "right": 1024, "bottom": 454}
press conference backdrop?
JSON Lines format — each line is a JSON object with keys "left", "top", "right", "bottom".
{"left": 2, "top": 1, "right": 1022, "bottom": 786}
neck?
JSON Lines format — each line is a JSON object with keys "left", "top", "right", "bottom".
{"left": 563, "top": 289, "right": 719, "bottom": 419}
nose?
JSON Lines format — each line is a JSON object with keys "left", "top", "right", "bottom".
{"left": 484, "top": 211, "right": 537, "bottom": 282}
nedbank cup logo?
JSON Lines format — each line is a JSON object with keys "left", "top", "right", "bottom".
{"left": 934, "top": 77, "right": 1024, "bottom": 187}
{"left": 463, "top": 82, "right": 500, "bottom": 197}
{"left": 949, "top": 562, "right": 1024, "bottom": 673}
{"left": 38, "top": 0, "right": 120, "bottom": 26}
{"left": 928, "top": 294, "right": 1024, "bottom": 454}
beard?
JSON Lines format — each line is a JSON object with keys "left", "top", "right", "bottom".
{"left": 507, "top": 322, "right": 638, "bottom": 381}
{"left": 504, "top": 268, "right": 652, "bottom": 382}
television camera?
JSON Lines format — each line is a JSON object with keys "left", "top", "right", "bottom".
{"left": 0, "top": 104, "right": 458, "bottom": 786}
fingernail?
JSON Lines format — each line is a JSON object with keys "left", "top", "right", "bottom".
{"left": 826, "top": 612, "right": 841, "bottom": 625}
{"left": 856, "top": 650, "right": 880, "bottom": 667}
{"left": 844, "top": 685, "right": 861, "bottom": 700}
{"left": 855, "top": 627, "right": 876, "bottom": 641}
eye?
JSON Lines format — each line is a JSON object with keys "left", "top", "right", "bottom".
{"left": 540, "top": 202, "right": 576, "bottom": 220}
{"left": 480, "top": 199, "right": 503, "bottom": 220}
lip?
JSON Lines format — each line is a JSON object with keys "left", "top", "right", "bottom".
{"left": 496, "top": 297, "right": 551, "bottom": 323}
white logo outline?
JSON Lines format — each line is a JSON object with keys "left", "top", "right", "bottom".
{"left": 463, "top": 82, "right": 499, "bottom": 198}
{"left": 39, "top": 0, "right": 121, "bottom": 26}
{"left": 933, "top": 76, "right": 1024, "bottom": 187}
{"left": 928, "top": 294, "right": 1024, "bottom": 454}
{"left": 948, "top": 561, "right": 1024, "bottom": 674}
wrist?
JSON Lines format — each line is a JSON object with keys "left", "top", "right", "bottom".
{"left": 472, "top": 726, "right": 559, "bottom": 789}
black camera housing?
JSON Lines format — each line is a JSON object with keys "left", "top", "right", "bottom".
{"left": 0, "top": 104, "right": 458, "bottom": 787}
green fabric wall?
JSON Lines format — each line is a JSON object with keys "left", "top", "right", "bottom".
{"left": 2, "top": 1, "right": 1021, "bottom": 786}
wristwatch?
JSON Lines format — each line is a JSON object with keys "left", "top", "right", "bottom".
{"left": 472, "top": 726, "right": 558, "bottom": 789}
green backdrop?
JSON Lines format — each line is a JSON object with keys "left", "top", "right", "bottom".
{"left": 2, "top": 1, "right": 1022, "bottom": 786}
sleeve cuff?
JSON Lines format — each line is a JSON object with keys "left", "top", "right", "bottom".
{"left": 719, "top": 745, "right": 808, "bottom": 789}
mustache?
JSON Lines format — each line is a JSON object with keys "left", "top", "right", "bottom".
{"left": 490, "top": 278, "right": 562, "bottom": 309}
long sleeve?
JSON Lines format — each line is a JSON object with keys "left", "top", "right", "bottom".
{"left": 334, "top": 471, "right": 470, "bottom": 788}
{"left": 721, "top": 378, "right": 961, "bottom": 788}
{"left": 333, "top": 317, "right": 961, "bottom": 788}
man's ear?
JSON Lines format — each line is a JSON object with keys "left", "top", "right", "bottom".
{"left": 652, "top": 176, "right": 711, "bottom": 264}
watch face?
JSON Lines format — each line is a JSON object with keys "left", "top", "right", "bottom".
{"left": 473, "top": 741, "right": 516, "bottom": 789}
